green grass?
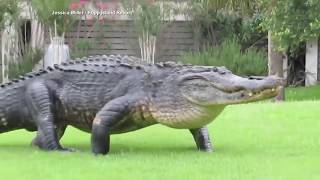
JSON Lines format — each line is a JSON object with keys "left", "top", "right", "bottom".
{"left": 286, "top": 85, "right": 320, "bottom": 101}
{"left": 0, "top": 101, "right": 319, "bottom": 179}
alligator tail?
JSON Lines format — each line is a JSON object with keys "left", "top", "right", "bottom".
{"left": 0, "top": 81, "right": 25, "bottom": 133}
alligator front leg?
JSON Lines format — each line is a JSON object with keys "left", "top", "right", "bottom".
{"left": 91, "top": 96, "right": 135, "bottom": 155}
{"left": 26, "top": 81, "right": 65, "bottom": 151}
{"left": 189, "top": 126, "right": 213, "bottom": 152}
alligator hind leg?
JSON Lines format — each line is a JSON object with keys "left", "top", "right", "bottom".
{"left": 189, "top": 126, "right": 213, "bottom": 152}
{"left": 26, "top": 81, "right": 64, "bottom": 151}
{"left": 31, "top": 124, "right": 67, "bottom": 148}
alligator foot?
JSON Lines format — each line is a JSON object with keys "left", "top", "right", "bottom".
{"left": 31, "top": 135, "right": 76, "bottom": 152}
{"left": 189, "top": 126, "right": 213, "bottom": 152}
{"left": 31, "top": 141, "right": 76, "bottom": 152}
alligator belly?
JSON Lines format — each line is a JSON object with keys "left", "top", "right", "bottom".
{"left": 67, "top": 115, "right": 155, "bottom": 134}
{"left": 109, "top": 117, "right": 155, "bottom": 134}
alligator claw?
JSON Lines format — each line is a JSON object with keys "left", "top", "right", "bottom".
{"left": 58, "top": 147, "right": 78, "bottom": 152}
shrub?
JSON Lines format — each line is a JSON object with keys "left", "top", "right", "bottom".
{"left": 180, "top": 38, "right": 268, "bottom": 76}
{"left": 7, "top": 49, "right": 43, "bottom": 80}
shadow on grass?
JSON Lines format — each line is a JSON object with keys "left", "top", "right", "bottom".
{"left": 61, "top": 142, "right": 197, "bottom": 154}
{"left": 0, "top": 143, "right": 283, "bottom": 159}
{"left": 62, "top": 141, "right": 252, "bottom": 156}
{"left": 0, "top": 141, "right": 273, "bottom": 157}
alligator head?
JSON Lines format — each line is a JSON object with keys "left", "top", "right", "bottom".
{"left": 150, "top": 66, "right": 282, "bottom": 129}
{"left": 178, "top": 67, "right": 282, "bottom": 106}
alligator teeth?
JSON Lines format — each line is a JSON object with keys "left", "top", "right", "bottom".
{"left": 248, "top": 92, "right": 253, "bottom": 97}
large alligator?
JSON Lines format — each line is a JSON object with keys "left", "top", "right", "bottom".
{"left": 0, "top": 55, "right": 282, "bottom": 155}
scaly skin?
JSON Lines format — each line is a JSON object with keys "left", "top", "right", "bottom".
{"left": 0, "top": 55, "right": 282, "bottom": 155}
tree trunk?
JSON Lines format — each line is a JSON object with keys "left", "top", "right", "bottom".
{"left": 268, "top": 31, "right": 285, "bottom": 101}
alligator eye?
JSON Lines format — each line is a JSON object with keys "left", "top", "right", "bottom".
{"left": 212, "top": 67, "right": 218, "bottom": 72}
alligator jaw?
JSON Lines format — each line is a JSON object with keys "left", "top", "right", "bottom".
{"left": 179, "top": 74, "right": 282, "bottom": 107}
{"left": 215, "top": 76, "right": 282, "bottom": 105}
{"left": 227, "top": 86, "right": 281, "bottom": 104}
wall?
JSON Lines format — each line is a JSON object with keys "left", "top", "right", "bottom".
{"left": 63, "top": 20, "right": 197, "bottom": 62}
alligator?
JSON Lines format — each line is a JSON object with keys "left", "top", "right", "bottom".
{"left": 0, "top": 55, "right": 282, "bottom": 155}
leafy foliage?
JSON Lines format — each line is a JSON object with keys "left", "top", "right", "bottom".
{"left": 260, "top": 0, "right": 320, "bottom": 50}
{"left": 8, "top": 49, "right": 43, "bottom": 80}
{"left": 185, "top": 0, "right": 265, "bottom": 50}
{"left": 31, "top": 0, "right": 76, "bottom": 36}
{"left": 122, "top": 0, "right": 171, "bottom": 36}
{"left": 187, "top": 0, "right": 255, "bottom": 14}
{"left": 189, "top": 10, "right": 243, "bottom": 47}
{"left": 0, "top": 0, "right": 20, "bottom": 29}
{"left": 180, "top": 38, "right": 267, "bottom": 76}
{"left": 135, "top": 1, "right": 164, "bottom": 36}
{"left": 238, "top": 13, "right": 267, "bottom": 50}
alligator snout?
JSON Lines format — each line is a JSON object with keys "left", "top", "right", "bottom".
{"left": 248, "top": 75, "right": 284, "bottom": 84}
{"left": 235, "top": 75, "right": 283, "bottom": 93}
{"left": 259, "top": 76, "right": 284, "bottom": 87}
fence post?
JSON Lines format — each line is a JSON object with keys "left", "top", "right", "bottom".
{"left": 305, "top": 38, "right": 318, "bottom": 86}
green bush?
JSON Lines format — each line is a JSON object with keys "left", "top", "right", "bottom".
{"left": 180, "top": 38, "right": 268, "bottom": 76}
{"left": 7, "top": 49, "right": 43, "bottom": 80}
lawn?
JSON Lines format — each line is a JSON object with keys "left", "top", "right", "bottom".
{"left": 0, "top": 88, "right": 319, "bottom": 179}
{"left": 286, "top": 85, "right": 320, "bottom": 101}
